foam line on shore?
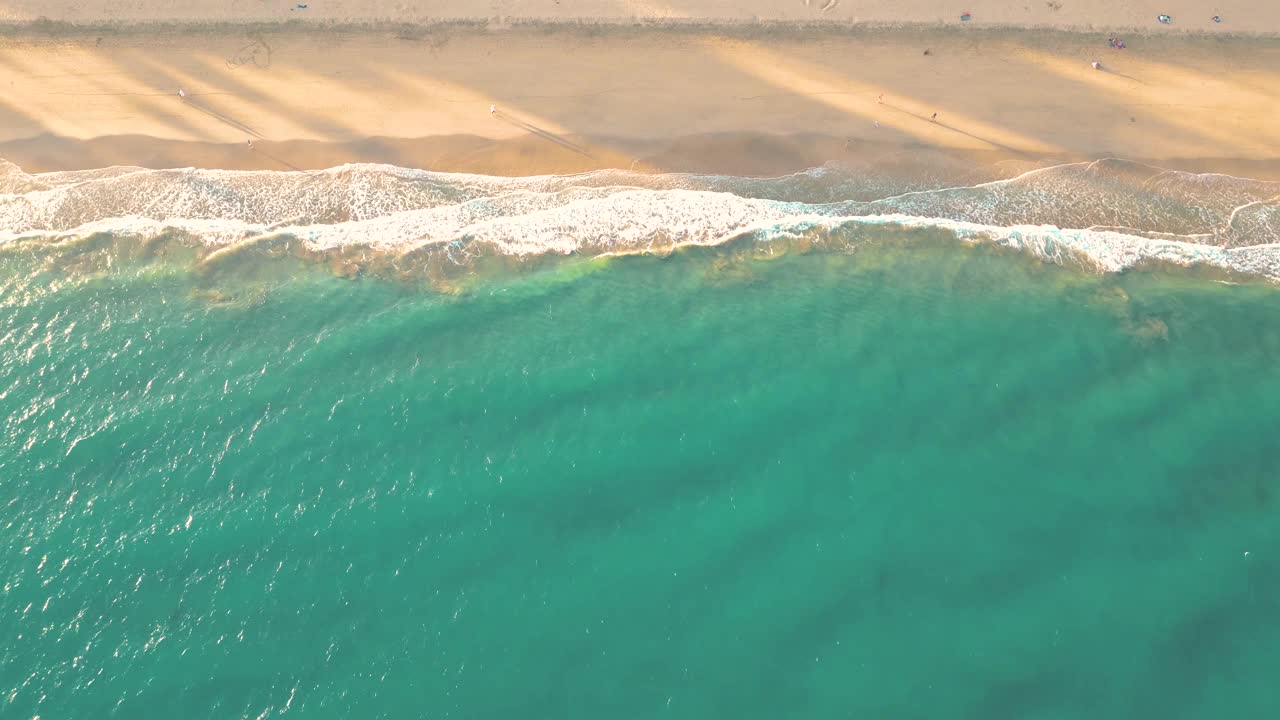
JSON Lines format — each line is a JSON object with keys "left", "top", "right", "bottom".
{"left": 3, "top": 160, "right": 1278, "bottom": 280}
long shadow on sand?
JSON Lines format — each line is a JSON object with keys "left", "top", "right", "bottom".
{"left": 882, "top": 102, "right": 1027, "bottom": 155}
{"left": 180, "top": 95, "right": 265, "bottom": 140}
{"left": 492, "top": 110, "right": 592, "bottom": 158}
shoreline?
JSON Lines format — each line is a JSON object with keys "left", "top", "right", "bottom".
{"left": 7, "top": 133, "right": 1280, "bottom": 182}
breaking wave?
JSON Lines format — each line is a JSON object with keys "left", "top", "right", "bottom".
{"left": 3, "top": 158, "right": 1279, "bottom": 279}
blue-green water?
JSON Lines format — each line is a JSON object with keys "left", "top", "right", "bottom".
{"left": 2, "top": 236, "right": 1279, "bottom": 718}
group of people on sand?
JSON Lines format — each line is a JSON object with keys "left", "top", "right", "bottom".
{"left": 1100, "top": 12, "right": 1223, "bottom": 62}
{"left": 1156, "top": 14, "right": 1223, "bottom": 24}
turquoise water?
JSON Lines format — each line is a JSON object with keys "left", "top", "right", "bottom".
{"left": 2, "top": 237, "right": 1278, "bottom": 718}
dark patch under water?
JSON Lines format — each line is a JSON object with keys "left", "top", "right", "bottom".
{"left": 1, "top": 235, "right": 1278, "bottom": 719}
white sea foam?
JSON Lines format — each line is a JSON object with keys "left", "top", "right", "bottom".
{"left": 2, "top": 159, "right": 1278, "bottom": 280}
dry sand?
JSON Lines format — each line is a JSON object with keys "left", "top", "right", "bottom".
{"left": 0, "top": 11, "right": 1277, "bottom": 176}
{"left": 2, "top": 1, "right": 1277, "bottom": 34}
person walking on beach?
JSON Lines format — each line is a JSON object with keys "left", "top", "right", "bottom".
{"left": 930, "top": 112, "right": 937, "bottom": 122}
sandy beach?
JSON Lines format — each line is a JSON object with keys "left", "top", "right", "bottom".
{"left": 1, "top": 4, "right": 1278, "bottom": 177}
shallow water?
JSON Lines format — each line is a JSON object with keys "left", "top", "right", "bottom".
{"left": 2, "top": 232, "right": 1278, "bottom": 718}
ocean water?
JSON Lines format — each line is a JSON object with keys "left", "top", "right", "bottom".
{"left": 3, "top": 159, "right": 1280, "bottom": 718}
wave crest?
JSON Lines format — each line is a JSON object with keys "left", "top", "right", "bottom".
{"left": 3, "top": 158, "right": 1279, "bottom": 280}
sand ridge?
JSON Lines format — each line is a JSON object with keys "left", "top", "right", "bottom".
{"left": 1, "top": 1, "right": 1276, "bottom": 34}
